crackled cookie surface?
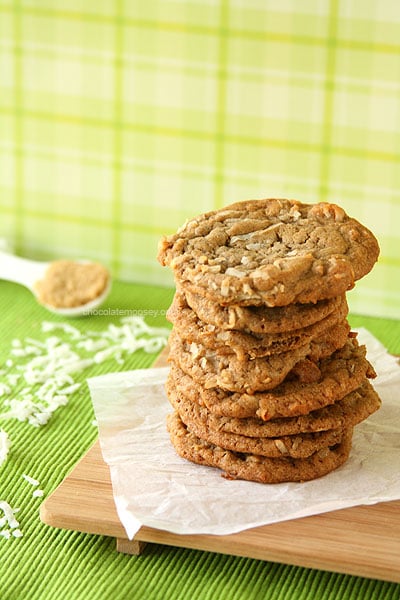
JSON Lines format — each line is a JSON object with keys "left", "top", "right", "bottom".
{"left": 158, "top": 199, "right": 379, "bottom": 306}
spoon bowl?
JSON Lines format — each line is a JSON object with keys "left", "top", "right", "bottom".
{"left": 0, "top": 250, "right": 111, "bottom": 317}
{"left": 41, "top": 278, "right": 112, "bottom": 317}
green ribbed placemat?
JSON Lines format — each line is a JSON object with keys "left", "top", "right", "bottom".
{"left": 0, "top": 280, "right": 399, "bottom": 600}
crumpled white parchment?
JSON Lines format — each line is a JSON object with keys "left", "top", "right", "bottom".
{"left": 88, "top": 328, "right": 400, "bottom": 539}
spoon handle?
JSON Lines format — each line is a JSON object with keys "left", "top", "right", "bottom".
{"left": 0, "top": 251, "right": 48, "bottom": 290}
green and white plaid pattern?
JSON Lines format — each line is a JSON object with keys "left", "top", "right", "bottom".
{"left": 0, "top": 1, "right": 399, "bottom": 318}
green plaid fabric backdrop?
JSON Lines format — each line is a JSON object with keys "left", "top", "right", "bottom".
{"left": 0, "top": 0, "right": 399, "bottom": 318}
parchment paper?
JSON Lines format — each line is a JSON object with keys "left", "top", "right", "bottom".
{"left": 88, "top": 329, "right": 400, "bottom": 539}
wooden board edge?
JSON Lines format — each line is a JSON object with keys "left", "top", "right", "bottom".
{"left": 39, "top": 436, "right": 400, "bottom": 583}
{"left": 39, "top": 345, "right": 400, "bottom": 583}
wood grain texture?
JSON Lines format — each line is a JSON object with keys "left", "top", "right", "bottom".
{"left": 40, "top": 347, "right": 400, "bottom": 583}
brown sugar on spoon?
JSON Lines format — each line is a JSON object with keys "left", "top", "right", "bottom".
{"left": 34, "top": 260, "right": 110, "bottom": 309}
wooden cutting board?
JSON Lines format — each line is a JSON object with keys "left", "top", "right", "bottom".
{"left": 40, "top": 348, "right": 400, "bottom": 583}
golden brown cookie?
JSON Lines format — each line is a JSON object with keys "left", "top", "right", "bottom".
{"left": 168, "top": 322, "right": 351, "bottom": 393}
{"left": 167, "top": 378, "right": 381, "bottom": 438}
{"left": 170, "top": 395, "right": 345, "bottom": 458}
{"left": 167, "top": 412, "right": 353, "bottom": 483}
{"left": 158, "top": 199, "right": 379, "bottom": 307}
{"left": 183, "top": 288, "right": 346, "bottom": 334}
{"left": 167, "top": 291, "right": 349, "bottom": 359}
{"left": 167, "top": 338, "right": 376, "bottom": 419}
{"left": 168, "top": 329, "right": 316, "bottom": 393}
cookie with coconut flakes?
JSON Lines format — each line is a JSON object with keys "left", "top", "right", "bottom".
{"left": 166, "top": 337, "right": 376, "bottom": 420}
{"left": 157, "top": 199, "right": 379, "bottom": 307}
{"left": 167, "top": 291, "right": 349, "bottom": 359}
{"left": 167, "top": 319, "right": 351, "bottom": 394}
{"left": 169, "top": 392, "right": 346, "bottom": 458}
{"left": 183, "top": 288, "right": 346, "bottom": 334}
{"left": 167, "top": 412, "right": 353, "bottom": 484}
{"left": 167, "top": 376, "right": 381, "bottom": 438}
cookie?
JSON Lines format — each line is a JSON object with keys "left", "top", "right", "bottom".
{"left": 167, "top": 338, "right": 376, "bottom": 420}
{"left": 167, "top": 412, "right": 353, "bottom": 483}
{"left": 168, "top": 329, "right": 316, "bottom": 393}
{"left": 184, "top": 288, "right": 346, "bottom": 334}
{"left": 167, "top": 291, "right": 349, "bottom": 359}
{"left": 170, "top": 392, "right": 345, "bottom": 458}
{"left": 168, "top": 322, "right": 350, "bottom": 393}
{"left": 167, "top": 378, "right": 381, "bottom": 438}
{"left": 306, "top": 320, "right": 351, "bottom": 362}
{"left": 158, "top": 199, "right": 379, "bottom": 307}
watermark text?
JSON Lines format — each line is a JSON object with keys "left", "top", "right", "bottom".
{"left": 82, "top": 308, "right": 167, "bottom": 318}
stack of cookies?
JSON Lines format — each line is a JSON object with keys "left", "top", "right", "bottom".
{"left": 157, "top": 199, "right": 381, "bottom": 483}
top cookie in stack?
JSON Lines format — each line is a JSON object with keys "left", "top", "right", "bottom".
{"left": 158, "top": 198, "right": 381, "bottom": 484}
{"left": 158, "top": 199, "right": 379, "bottom": 307}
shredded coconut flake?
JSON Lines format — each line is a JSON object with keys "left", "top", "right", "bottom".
{"left": 42, "top": 321, "right": 82, "bottom": 339}
{"left": 12, "top": 528, "right": 23, "bottom": 538}
{"left": 0, "top": 315, "right": 170, "bottom": 427}
{"left": 0, "top": 383, "right": 11, "bottom": 397}
{"left": 225, "top": 267, "right": 246, "bottom": 278}
{"left": 23, "top": 474, "right": 44, "bottom": 514}
{"left": 0, "top": 529, "right": 11, "bottom": 539}
{"left": 22, "top": 474, "right": 40, "bottom": 487}
{"left": 0, "top": 501, "right": 20, "bottom": 531}
{"left": 0, "top": 429, "right": 11, "bottom": 466}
